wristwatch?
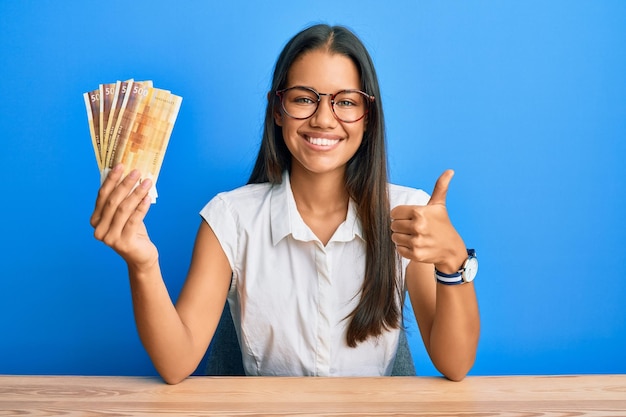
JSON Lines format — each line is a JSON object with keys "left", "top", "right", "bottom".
{"left": 435, "top": 249, "right": 478, "bottom": 285}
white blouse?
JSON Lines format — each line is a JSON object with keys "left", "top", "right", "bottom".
{"left": 200, "top": 171, "right": 429, "bottom": 376}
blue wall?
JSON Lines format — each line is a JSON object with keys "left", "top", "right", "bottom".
{"left": 1, "top": 1, "right": 624, "bottom": 377}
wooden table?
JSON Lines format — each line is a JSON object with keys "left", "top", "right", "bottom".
{"left": 1, "top": 374, "right": 625, "bottom": 416}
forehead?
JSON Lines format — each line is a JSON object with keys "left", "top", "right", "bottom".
{"left": 286, "top": 49, "right": 361, "bottom": 91}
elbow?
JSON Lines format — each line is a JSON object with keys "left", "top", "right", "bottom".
{"left": 161, "top": 375, "right": 185, "bottom": 385}
{"left": 152, "top": 351, "right": 199, "bottom": 385}
{"left": 442, "top": 368, "right": 469, "bottom": 382}
{"left": 158, "top": 366, "right": 193, "bottom": 385}
{"left": 436, "top": 356, "right": 475, "bottom": 382}
{"left": 431, "top": 346, "right": 476, "bottom": 382}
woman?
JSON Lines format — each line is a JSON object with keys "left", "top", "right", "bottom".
{"left": 91, "top": 24, "right": 479, "bottom": 384}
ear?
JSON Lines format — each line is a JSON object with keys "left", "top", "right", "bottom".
{"left": 268, "top": 91, "right": 283, "bottom": 126}
{"left": 273, "top": 109, "right": 283, "bottom": 126}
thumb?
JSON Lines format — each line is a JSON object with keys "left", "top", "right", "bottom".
{"left": 428, "top": 169, "right": 454, "bottom": 206}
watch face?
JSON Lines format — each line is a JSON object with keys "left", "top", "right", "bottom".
{"left": 463, "top": 257, "right": 478, "bottom": 282}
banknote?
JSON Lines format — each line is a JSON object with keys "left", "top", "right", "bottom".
{"left": 113, "top": 87, "right": 182, "bottom": 202}
{"left": 103, "top": 79, "right": 132, "bottom": 166}
{"left": 147, "top": 91, "right": 183, "bottom": 184}
{"left": 99, "top": 82, "right": 118, "bottom": 162}
{"left": 106, "top": 80, "right": 155, "bottom": 170}
{"left": 83, "top": 88, "right": 102, "bottom": 170}
{"left": 83, "top": 80, "right": 181, "bottom": 203}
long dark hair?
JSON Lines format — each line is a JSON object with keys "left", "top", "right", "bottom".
{"left": 248, "top": 24, "right": 402, "bottom": 347}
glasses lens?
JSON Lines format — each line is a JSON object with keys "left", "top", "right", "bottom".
{"left": 281, "top": 87, "right": 319, "bottom": 119}
{"left": 333, "top": 91, "right": 368, "bottom": 123}
{"left": 279, "top": 87, "right": 371, "bottom": 122}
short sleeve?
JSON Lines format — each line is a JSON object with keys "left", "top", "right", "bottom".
{"left": 200, "top": 194, "right": 238, "bottom": 272}
{"left": 388, "top": 184, "right": 430, "bottom": 208}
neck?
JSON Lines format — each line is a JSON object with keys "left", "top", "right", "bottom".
{"left": 289, "top": 167, "right": 349, "bottom": 215}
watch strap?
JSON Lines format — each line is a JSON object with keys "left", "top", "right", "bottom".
{"left": 435, "top": 249, "right": 476, "bottom": 285}
{"left": 435, "top": 269, "right": 464, "bottom": 285}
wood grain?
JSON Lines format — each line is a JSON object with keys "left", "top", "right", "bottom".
{"left": 1, "top": 375, "right": 625, "bottom": 416}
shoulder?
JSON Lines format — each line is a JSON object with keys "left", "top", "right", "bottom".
{"left": 214, "top": 182, "right": 274, "bottom": 204}
{"left": 388, "top": 183, "right": 430, "bottom": 208}
{"left": 201, "top": 182, "right": 274, "bottom": 218}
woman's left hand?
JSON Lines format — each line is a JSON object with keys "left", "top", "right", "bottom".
{"left": 390, "top": 170, "right": 467, "bottom": 274}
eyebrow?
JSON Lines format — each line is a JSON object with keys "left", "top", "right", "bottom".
{"left": 285, "top": 85, "right": 364, "bottom": 94}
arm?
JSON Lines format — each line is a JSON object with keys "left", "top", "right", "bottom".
{"left": 90, "top": 164, "right": 232, "bottom": 384}
{"left": 406, "top": 261, "right": 479, "bottom": 381}
{"left": 391, "top": 170, "right": 480, "bottom": 381}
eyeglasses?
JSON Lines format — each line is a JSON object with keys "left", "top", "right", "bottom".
{"left": 275, "top": 86, "right": 375, "bottom": 123}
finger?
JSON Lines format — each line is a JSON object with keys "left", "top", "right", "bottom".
{"left": 103, "top": 178, "right": 153, "bottom": 245}
{"left": 390, "top": 205, "right": 417, "bottom": 221}
{"left": 427, "top": 169, "right": 454, "bottom": 206}
{"left": 390, "top": 218, "right": 417, "bottom": 234}
{"left": 394, "top": 243, "right": 419, "bottom": 262}
{"left": 391, "top": 230, "right": 412, "bottom": 248}
{"left": 392, "top": 233, "right": 428, "bottom": 262}
{"left": 93, "top": 169, "right": 142, "bottom": 240}
{"left": 90, "top": 164, "right": 124, "bottom": 227}
{"left": 122, "top": 193, "right": 152, "bottom": 238}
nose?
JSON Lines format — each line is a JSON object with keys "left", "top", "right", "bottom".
{"left": 310, "top": 94, "right": 338, "bottom": 128}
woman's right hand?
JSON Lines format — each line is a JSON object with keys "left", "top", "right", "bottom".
{"left": 90, "top": 163, "right": 159, "bottom": 272}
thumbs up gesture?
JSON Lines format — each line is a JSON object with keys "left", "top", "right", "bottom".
{"left": 390, "top": 170, "right": 467, "bottom": 274}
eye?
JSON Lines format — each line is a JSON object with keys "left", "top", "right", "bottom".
{"left": 335, "top": 98, "right": 357, "bottom": 107}
{"left": 285, "top": 88, "right": 318, "bottom": 106}
{"left": 293, "top": 96, "right": 316, "bottom": 105}
{"left": 334, "top": 92, "right": 363, "bottom": 108}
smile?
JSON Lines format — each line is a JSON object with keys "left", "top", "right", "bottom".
{"left": 305, "top": 136, "right": 340, "bottom": 146}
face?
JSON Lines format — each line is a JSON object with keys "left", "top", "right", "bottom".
{"left": 275, "top": 49, "right": 366, "bottom": 178}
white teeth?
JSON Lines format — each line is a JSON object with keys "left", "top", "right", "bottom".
{"left": 307, "top": 137, "right": 339, "bottom": 146}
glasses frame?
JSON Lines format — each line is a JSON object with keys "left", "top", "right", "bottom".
{"left": 275, "top": 86, "right": 375, "bottom": 123}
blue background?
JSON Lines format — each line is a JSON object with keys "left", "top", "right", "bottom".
{"left": 1, "top": 1, "right": 624, "bottom": 377}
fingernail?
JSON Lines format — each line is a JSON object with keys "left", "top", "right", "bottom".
{"left": 113, "top": 163, "right": 123, "bottom": 172}
{"left": 141, "top": 178, "right": 152, "bottom": 189}
{"left": 129, "top": 169, "right": 140, "bottom": 179}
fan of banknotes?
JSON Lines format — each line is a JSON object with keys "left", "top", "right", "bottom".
{"left": 83, "top": 80, "right": 182, "bottom": 203}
